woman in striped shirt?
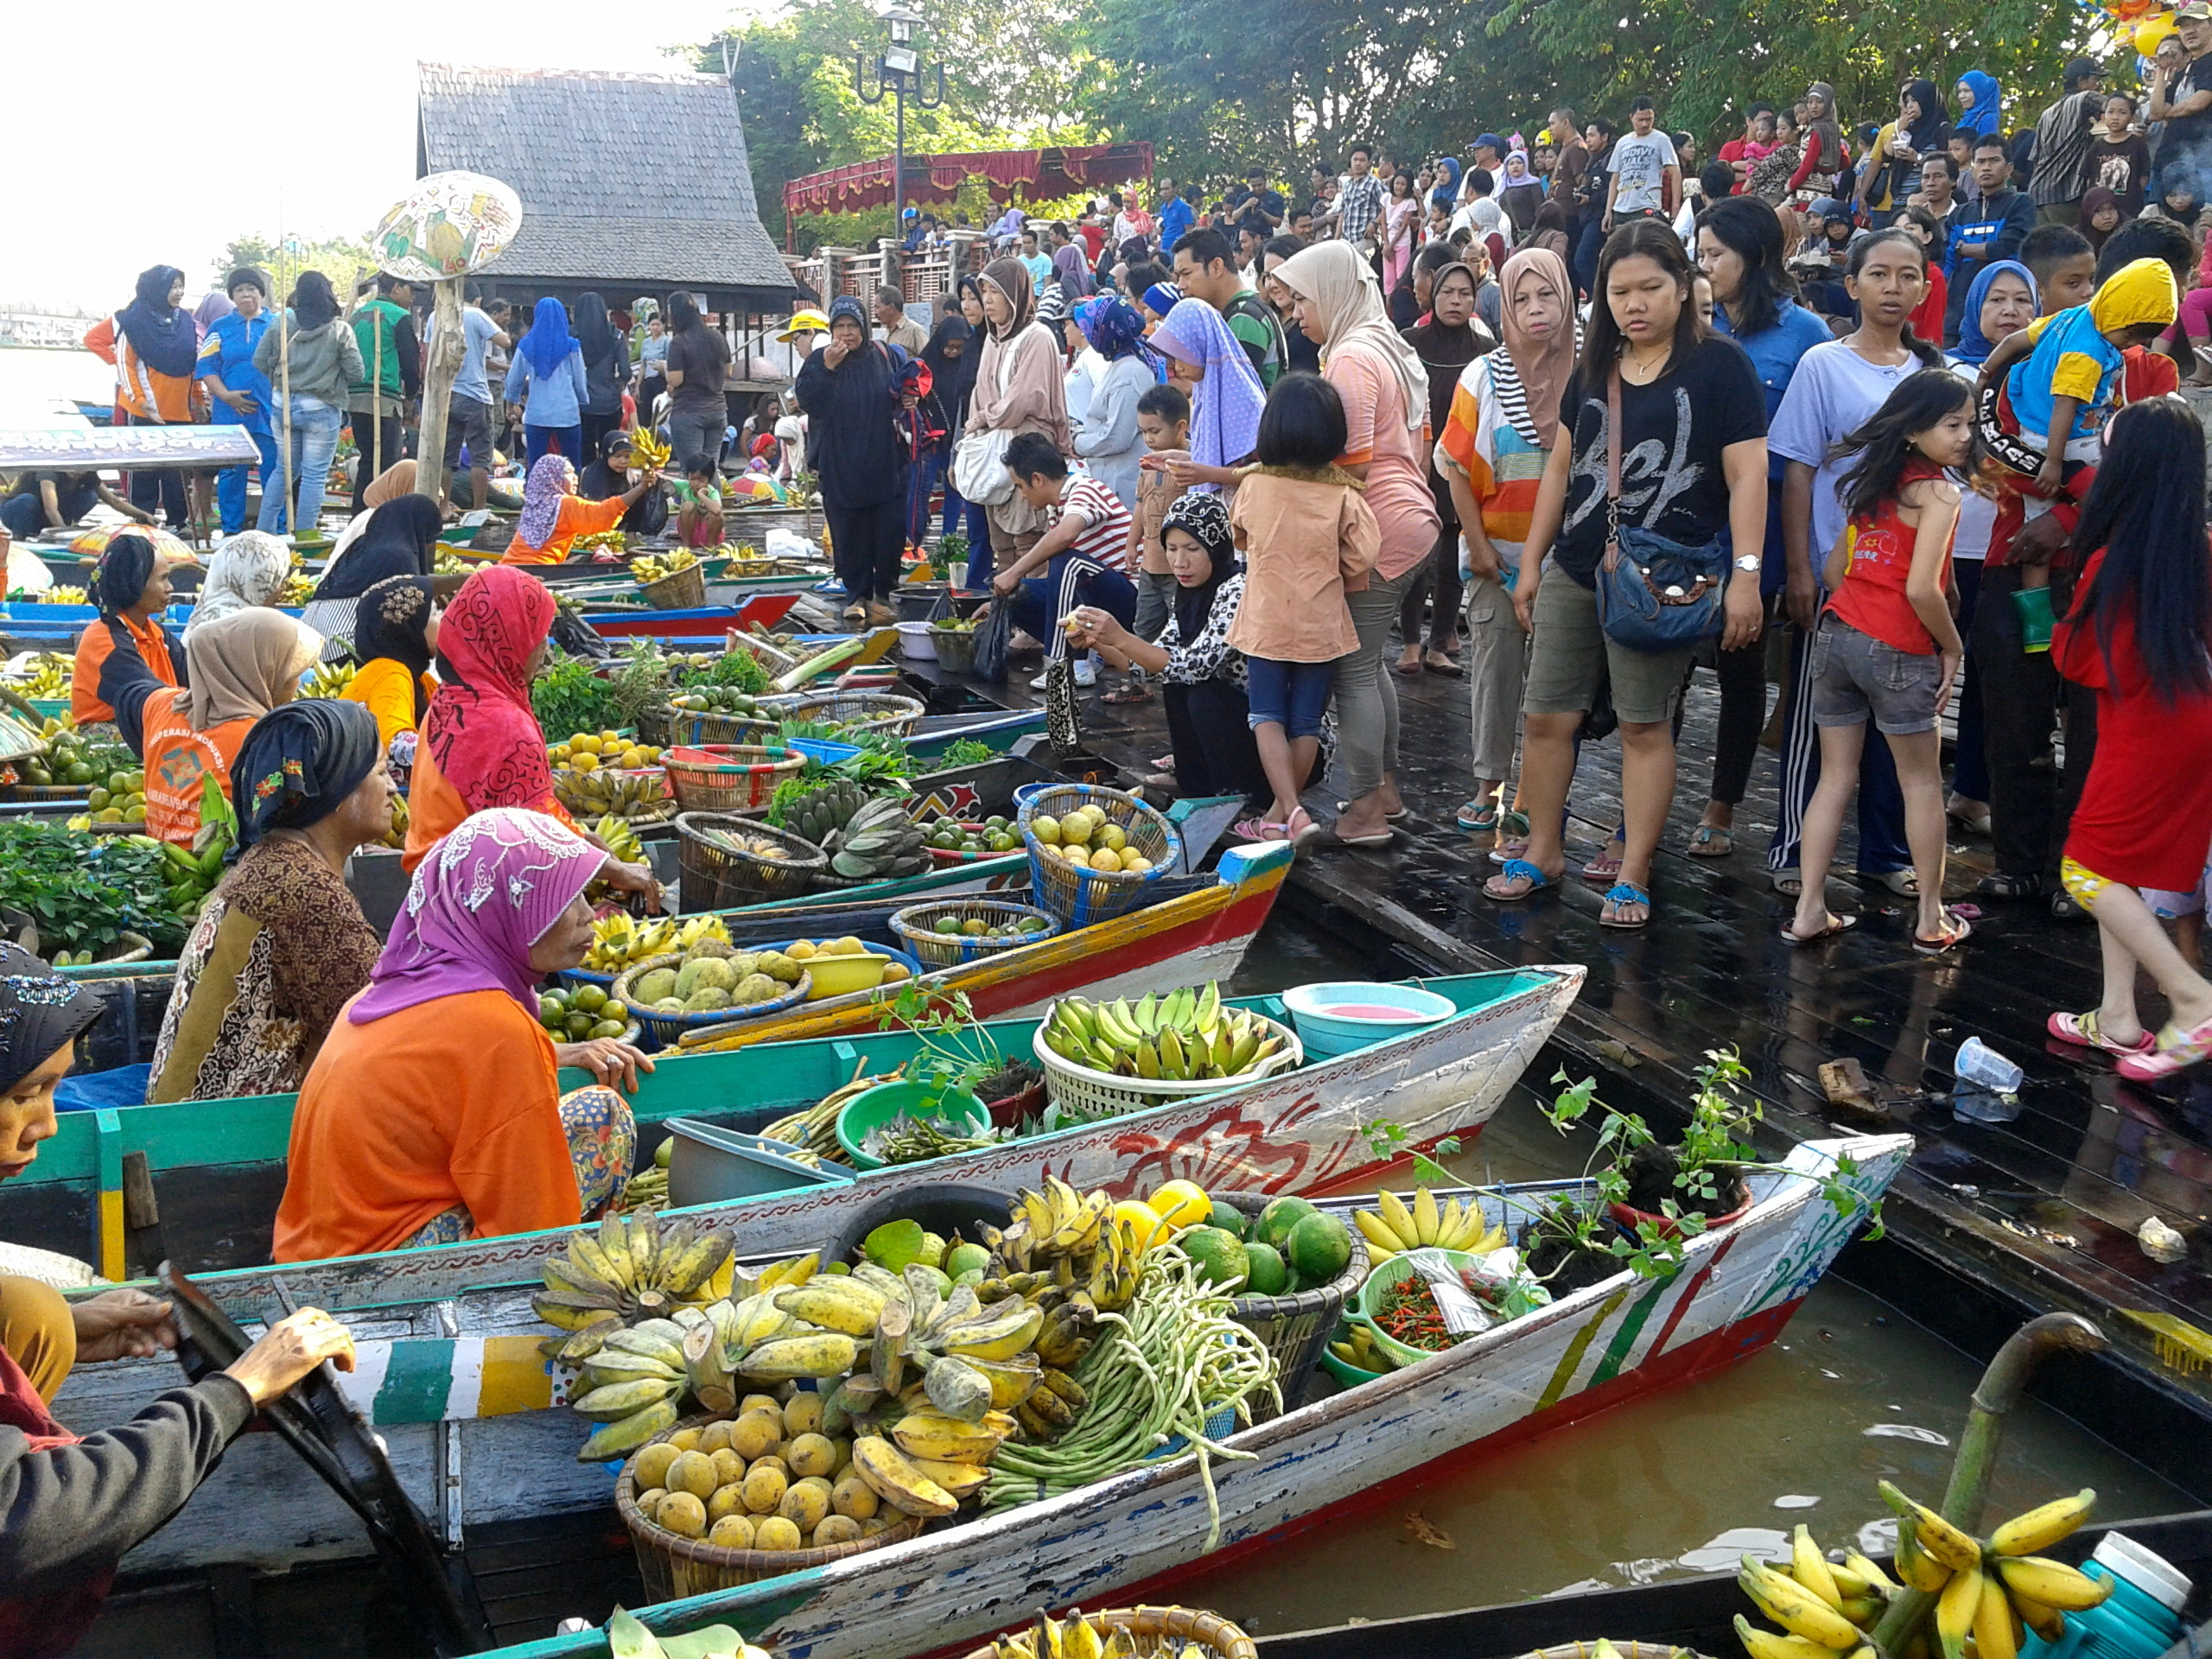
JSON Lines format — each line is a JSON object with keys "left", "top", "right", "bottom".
{"left": 988, "top": 434, "right": 1139, "bottom": 690}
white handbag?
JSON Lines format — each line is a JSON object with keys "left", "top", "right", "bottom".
{"left": 951, "top": 427, "right": 1014, "bottom": 505}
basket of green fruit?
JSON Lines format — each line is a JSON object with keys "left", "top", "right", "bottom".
{"left": 612, "top": 946, "right": 811, "bottom": 1046}
{"left": 536, "top": 981, "right": 641, "bottom": 1048}
{"left": 927, "top": 616, "right": 978, "bottom": 674}
{"left": 887, "top": 898, "right": 1059, "bottom": 968}
{"left": 661, "top": 688, "right": 789, "bottom": 747}
{"left": 917, "top": 812, "right": 1022, "bottom": 863}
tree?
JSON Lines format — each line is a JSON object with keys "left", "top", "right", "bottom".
{"left": 212, "top": 232, "right": 382, "bottom": 301}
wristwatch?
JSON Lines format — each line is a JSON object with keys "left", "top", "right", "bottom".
{"left": 1733, "top": 554, "right": 1762, "bottom": 573}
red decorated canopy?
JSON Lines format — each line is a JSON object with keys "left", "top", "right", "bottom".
{"left": 783, "top": 143, "right": 1154, "bottom": 219}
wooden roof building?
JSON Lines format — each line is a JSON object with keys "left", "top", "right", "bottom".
{"left": 416, "top": 63, "right": 797, "bottom": 315}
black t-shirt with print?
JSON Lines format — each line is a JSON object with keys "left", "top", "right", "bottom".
{"left": 1552, "top": 335, "right": 1767, "bottom": 587}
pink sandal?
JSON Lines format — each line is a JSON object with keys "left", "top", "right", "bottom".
{"left": 2047, "top": 1010, "right": 2155, "bottom": 1056}
{"left": 1232, "top": 817, "right": 1289, "bottom": 842}
{"left": 2116, "top": 1011, "right": 2212, "bottom": 1081}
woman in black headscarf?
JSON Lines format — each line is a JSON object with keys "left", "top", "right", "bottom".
{"left": 71, "top": 533, "right": 188, "bottom": 753}
{"left": 915, "top": 313, "right": 986, "bottom": 561}
{"left": 342, "top": 573, "right": 439, "bottom": 789}
{"left": 578, "top": 430, "right": 670, "bottom": 537}
{"left": 301, "top": 493, "right": 443, "bottom": 660}
{"left": 104, "top": 265, "right": 199, "bottom": 526}
{"left": 794, "top": 295, "right": 913, "bottom": 624}
{"left": 147, "top": 699, "right": 391, "bottom": 1103}
{"left": 1396, "top": 255, "right": 1495, "bottom": 675}
{"left": 573, "top": 292, "right": 626, "bottom": 463}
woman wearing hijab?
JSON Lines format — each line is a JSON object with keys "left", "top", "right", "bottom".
{"left": 1071, "top": 298, "right": 1159, "bottom": 511}
{"left": 918, "top": 313, "right": 988, "bottom": 576}
{"left": 1147, "top": 298, "right": 1267, "bottom": 490}
{"left": 1429, "top": 157, "right": 1465, "bottom": 219}
{"left": 1382, "top": 172, "right": 1423, "bottom": 293}
{"left": 1527, "top": 197, "right": 1576, "bottom": 264}
{"left": 343, "top": 573, "right": 440, "bottom": 787}
{"left": 1499, "top": 150, "right": 1545, "bottom": 242}
{"left": 1274, "top": 240, "right": 1443, "bottom": 848}
{"left": 572, "top": 292, "right": 626, "bottom": 463}
{"left": 0, "top": 945, "right": 356, "bottom": 1642}
{"left": 273, "top": 808, "right": 649, "bottom": 1261}
{"left": 503, "top": 297, "right": 591, "bottom": 470}
{"left": 1436, "top": 246, "right": 1580, "bottom": 840}
{"left": 796, "top": 296, "right": 915, "bottom": 626}
{"left": 1955, "top": 72, "right": 2003, "bottom": 139}
{"left": 502, "top": 451, "right": 659, "bottom": 566}
{"left": 1860, "top": 79, "right": 1947, "bottom": 228}
{"left": 251, "top": 272, "right": 363, "bottom": 537}
{"left": 577, "top": 430, "right": 671, "bottom": 539}
{"left": 966, "top": 259, "right": 1072, "bottom": 575}
{"left": 82, "top": 266, "right": 203, "bottom": 528}
{"left": 139, "top": 609, "right": 323, "bottom": 848}
{"left": 305, "top": 492, "right": 442, "bottom": 656}
{"left": 1397, "top": 254, "right": 1494, "bottom": 677}
{"left": 1789, "top": 82, "right": 1848, "bottom": 204}
{"left": 185, "top": 531, "right": 292, "bottom": 641}
{"left": 146, "top": 702, "right": 392, "bottom": 1103}
{"left": 402, "top": 568, "right": 657, "bottom": 905}
{"left": 72, "top": 534, "right": 186, "bottom": 749}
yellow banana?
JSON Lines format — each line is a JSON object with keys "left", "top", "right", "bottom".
{"left": 1879, "top": 1483, "right": 1982, "bottom": 1573}
{"left": 1842, "top": 1551, "right": 1899, "bottom": 1597}
{"left": 1976, "top": 1568, "right": 2022, "bottom": 1659}
{"left": 1413, "top": 1185, "right": 1440, "bottom": 1245}
{"left": 891, "top": 1407, "right": 1005, "bottom": 1463}
{"left": 906, "top": 1454, "right": 992, "bottom": 1498}
{"left": 1354, "top": 1210, "right": 1404, "bottom": 1257}
{"left": 1739, "top": 1558, "right": 1864, "bottom": 1649}
{"left": 850, "top": 1434, "right": 958, "bottom": 1518}
{"left": 1732, "top": 1617, "right": 1846, "bottom": 1659}
{"left": 1936, "top": 1567, "right": 1984, "bottom": 1659}
{"left": 1896, "top": 1523, "right": 1953, "bottom": 1593}
{"left": 759, "top": 1250, "right": 820, "bottom": 1292}
{"left": 1376, "top": 1189, "right": 1420, "bottom": 1249}
{"left": 1993, "top": 1557, "right": 2113, "bottom": 1612}
{"left": 2009, "top": 1592, "right": 2067, "bottom": 1643}
{"left": 1990, "top": 1490, "right": 2094, "bottom": 1559}
{"left": 774, "top": 1279, "right": 888, "bottom": 1337}
{"left": 1791, "top": 1524, "right": 1845, "bottom": 1610}
{"left": 736, "top": 1332, "right": 858, "bottom": 1380}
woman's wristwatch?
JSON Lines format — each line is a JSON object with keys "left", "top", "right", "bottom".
{"left": 1734, "top": 554, "right": 1762, "bottom": 573}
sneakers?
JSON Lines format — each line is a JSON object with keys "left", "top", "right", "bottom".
{"left": 814, "top": 578, "right": 849, "bottom": 597}
{"left": 1030, "top": 657, "right": 1098, "bottom": 690}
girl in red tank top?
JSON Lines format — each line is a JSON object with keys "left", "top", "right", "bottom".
{"left": 1785, "top": 369, "right": 1974, "bottom": 953}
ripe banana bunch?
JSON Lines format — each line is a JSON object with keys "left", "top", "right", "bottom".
{"left": 1736, "top": 1529, "right": 1899, "bottom": 1659}
{"left": 3, "top": 653, "right": 73, "bottom": 697}
{"left": 534, "top": 1209, "right": 736, "bottom": 1350}
{"left": 1041, "top": 986, "right": 1284, "bottom": 1083}
{"left": 1353, "top": 1186, "right": 1507, "bottom": 1262}
{"left": 811, "top": 1262, "right": 1047, "bottom": 1436}
{"left": 592, "top": 812, "right": 645, "bottom": 866}
{"left": 577, "top": 529, "right": 628, "bottom": 555}
{"left": 987, "top": 1610, "right": 1160, "bottom": 1659}
{"left": 628, "top": 429, "right": 672, "bottom": 472}
{"left": 586, "top": 913, "right": 723, "bottom": 971}
{"left": 41, "top": 586, "right": 88, "bottom": 606}
{"left": 280, "top": 572, "right": 317, "bottom": 606}
{"left": 300, "top": 660, "right": 359, "bottom": 701}
{"left": 555, "top": 763, "right": 668, "bottom": 820}
{"left": 960, "top": 1176, "right": 1151, "bottom": 1375}
{"left": 632, "top": 548, "right": 700, "bottom": 585}
{"left": 1875, "top": 1483, "right": 2109, "bottom": 1659}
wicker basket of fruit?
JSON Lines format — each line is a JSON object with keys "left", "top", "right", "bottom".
{"left": 889, "top": 898, "right": 1060, "bottom": 967}
{"left": 661, "top": 689, "right": 788, "bottom": 747}
{"left": 612, "top": 949, "right": 810, "bottom": 1046}
{"left": 1018, "top": 785, "right": 1179, "bottom": 926}
{"left": 957, "top": 1608, "right": 1258, "bottom": 1659}
{"left": 672, "top": 812, "right": 825, "bottom": 910}
{"left": 631, "top": 550, "right": 706, "bottom": 610}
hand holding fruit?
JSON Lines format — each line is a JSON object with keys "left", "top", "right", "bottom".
{"left": 1065, "top": 606, "right": 1122, "bottom": 652}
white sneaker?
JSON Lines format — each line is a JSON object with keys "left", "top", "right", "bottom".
{"left": 1028, "top": 658, "right": 1098, "bottom": 690}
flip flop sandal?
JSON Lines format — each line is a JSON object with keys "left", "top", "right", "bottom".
{"left": 1688, "top": 825, "right": 1734, "bottom": 858}
{"left": 1912, "top": 910, "right": 1974, "bottom": 955}
{"left": 2117, "top": 1010, "right": 2212, "bottom": 1080}
{"left": 1770, "top": 867, "right": 1804, "bottom": 897}
{"left": 1581, "top": 839, "right": 1626, "bottom": 884}
{"left": 1458, "top": 801, "right": 1498, "bottom": 832}
{"left": 1599, "top": 881, "right": 1652, "bottom": 929}
{"left": 1325, "top": 825, "right": 1397, "bottom": 849}
{"left": 1232, "top": 817, "right": 1289, "bottom": 842}
{"left": 2046, "top": 1010, "right": 2155, "bottom": 1056}
{"left": 1285, "top": 807, "right": 1325, "bottom": 848}
{"left": 1393, "top": 658, "right": 1425, "bottom": 677}
{"left": 1781, "top": 912, "right": 1859, "bottom": 946}
{"left": 1101, "top": 685, "right": 1152, "bottom": 704}
{"left": 1335, "top": 801, "right": 1408, "bottom": 819}
{"left": 1490, "top": 833, "right": 1533, "bottom": 867}
{"left": 1865, "top": 868, "right": 1921, "bottom": 896}
{"left": 1483, "top": 857, "right": 1558, "bottom": 902}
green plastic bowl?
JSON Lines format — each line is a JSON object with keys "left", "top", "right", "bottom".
{"left": 835, "top": 1080, "right": 989, "bottom": 1171}
{"left": 1354, "top": 1247, "right": 1495, "bottom": 1370}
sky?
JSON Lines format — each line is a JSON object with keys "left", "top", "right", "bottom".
{"left": 0, "top": 0, "right": 772, "bottom": 315}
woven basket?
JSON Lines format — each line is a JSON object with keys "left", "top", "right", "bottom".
{"left": 1032, "top": 1002, "right": 1303, "bottom": 1118}
{"left": 1018, "top": 785, "right": 1179, "bottom": 927}
{"left": 660, "top": 703, "right": 785, "bottom": 748}
{"left": 639, "top": 562, "right": 707, "bottom": 610}
{"left": 930, "top": 626, "right": 979, "bottom": 674}
{"left": 1521, "top": 1644, "right": 1716, "bottom": 1659}
{"left": 782, "top": 691, "right": 926, "bottom": 738}
{"left": 889, "top": 898, "right": 1060, "bottom": 968}
{"left": 612, "top": 951, "right": 811, "bottom": 1046}
{"left": 615, "top": 1412, "right": 926, "bottom": 1599}
{"left": 10, "top": 783, "right": 93, "bottom": 801}
{"left": 1210, "top": 1191, "right": 1368, "bottom": 1418}
{"left": 662, "top": 745, "right": 807, "bottom": 814}
{"left": 673, "top": 812, "right": 827, "bottom": 912}
{"left": 957, "top": 1608, "right": 1257, "bottom": 1659}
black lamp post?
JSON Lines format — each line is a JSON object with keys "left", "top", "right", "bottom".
{"left": 854, "top": 5, "right": 946, "bottom": 245}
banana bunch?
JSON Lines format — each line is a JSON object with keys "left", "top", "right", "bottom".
{"left": 39, "top": 586, "right": 88, "bottom": 606}
{"left": 587, "top": 912, "right": 677, "bottom": 970}
{"left": 3, "top": 654, "right": 73, "bottom": 697}
{"left": 1039, "top": 987, "right": 1286, "bottom": 1084}
{"left": 985, "top": 1611, "right": 1150, "bottom": 1659}
{"left": 592, "top": 813, "right": 645, "bottom": 866}
{"left": 533, "top": 1208, "right": 737, "bottom": 1354}
{"left": 961, "top": 1177, "right": 1157, "bottom": 1382}
{"left": 280, "top": 572, "right": 317, "bottom": 606}
{"left": 807, "top": 1262, "right": 1046, "bottom": 1430}
{"left": 632, "top": 548, "right": 698, "bottom": 585}
{"left": 300, "top": 660, "right": 359, "bottom": 701}
{"left": 577, "top": 529, "right": 628, "bottom": 556}
{"left": 628, "top": 429, "right": 672, "bottom": 472}
{"left": 1352, "top": 1187, "right": 1507, "bottom": 1262}
{"left": 554, "top": 763, "right": 669, "bottom": 820}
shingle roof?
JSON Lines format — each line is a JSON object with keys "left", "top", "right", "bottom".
{"left": 416, "top": 64, "right": 794, "bottom": 302}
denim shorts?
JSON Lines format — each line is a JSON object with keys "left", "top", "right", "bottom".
{"left": 1811, "top": 615, "right": 1942, "bottom": 734}
{"left": 1243, "top": 656, "right": 1335, "bottom": 739}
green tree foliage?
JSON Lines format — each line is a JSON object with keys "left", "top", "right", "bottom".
{"left": 212, "top": 233, "right": 382, "bottom": 301}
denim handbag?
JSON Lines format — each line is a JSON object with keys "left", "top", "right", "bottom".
{"left": 1592, "top": 371, "right": 1727, "bottom": 652}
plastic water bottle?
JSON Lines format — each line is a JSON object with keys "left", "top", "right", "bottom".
{"left": 1954, "top": 1037, "right": 2024, "bottom": 1094}
{"left": 2017, "top": 1532, "right": 2190, "bottom": 1659}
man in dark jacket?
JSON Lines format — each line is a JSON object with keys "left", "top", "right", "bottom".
{"left": 1945, "top": 136, "right": 2038, "bottom": 343}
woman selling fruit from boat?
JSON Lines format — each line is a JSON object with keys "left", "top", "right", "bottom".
{"left": 400, "top": 565, "right": 658, "bottom": 902}
{"left": 129, "top": 608, "right": 323, "bottom": 849}
{"left": 578, "top": 429, "right": 671, "bottom": 538}
{"left": 144, "top": 701, "right": 392, "bottom": 1103}
{"left": 341, "top": 572, "right": 439, "bottom": 787}
{"left": 501, "top": 449, "right": 663, "bottom": 565}
{"left": 0, "top": 948, "right": 357, "bottom": 1649}
{"left": 70, "top": 531, "right": 186, "bottom": 752}
{"left": 273, "top": 806, "right": 651, "bottom": 1261}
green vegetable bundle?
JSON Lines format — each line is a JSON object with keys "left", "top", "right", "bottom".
{"left": 0, "top": 821, "right": 200, "bottom": 955}
{"left": 531, "top": 657, "right": 623, "bottom": 739}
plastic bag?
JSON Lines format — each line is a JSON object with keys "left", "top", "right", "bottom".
{"left": 972, "top": 598, "right": 1014, "bottom": 682}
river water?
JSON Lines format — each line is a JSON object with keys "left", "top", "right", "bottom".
{"left": 1195, "top": 922, "right": 2191, "bottom": 1634}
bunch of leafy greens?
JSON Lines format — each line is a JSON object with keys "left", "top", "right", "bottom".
{"left": 0, "top": 822, "right": 189, "bottom": 953}
{"left": 937, "top": 738, "right": 994, "bottom": 767}
{"left": 531, "top": 656, "right": 623, "bottom": 739}
{"left": 677, "top": 649, "right": 771, "bottom": 695}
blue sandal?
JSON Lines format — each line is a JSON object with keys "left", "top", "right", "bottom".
{"left": 1483, "top": 858, "right": 1558, "bottom": 902}
{"left": 1599, "top": 881, "right": 1652, "bottom": 929}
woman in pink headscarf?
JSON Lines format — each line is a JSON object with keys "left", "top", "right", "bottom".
{"left": 272, "top": 808, "right": 651, "bottom": 1262}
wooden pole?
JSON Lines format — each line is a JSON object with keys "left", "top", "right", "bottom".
{"left": 276, "top": 246, "right": 294, "bottom": 542}
{"left": 371, "top": 291, "right": 385, "bottom": 488}
{"left": 415, "top": 278, "right": 464, "bottom": 510}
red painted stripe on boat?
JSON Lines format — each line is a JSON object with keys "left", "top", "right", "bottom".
{"left": 1642, "top": 1228, "right": 1741, "bottom": 1363}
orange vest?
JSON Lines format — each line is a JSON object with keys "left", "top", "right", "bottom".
{"left": 143, "top": 690, "right": 250, "bottom": 846}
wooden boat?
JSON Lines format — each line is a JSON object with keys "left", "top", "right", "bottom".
{"left": 1254, "top": 1510, "right": 2212, "bottom": 1659}
{"left": 16, "top": 961, "right": 1578, "bottom": 1285}
{"left": 576, "top": 597, "right": 798, "bottom": 639}
{"left": 59, "top": 1129, "right": 1904, "bottom": 1648}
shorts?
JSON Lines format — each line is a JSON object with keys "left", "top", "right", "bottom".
{"left": 2145, "top": 858, "right": 2212, "bottom": 919}
{"left": 443, "top": 395, "right": 496, "bottom": 471}
{"left": 1522, "top": 569, "right": 1695, "bottom": 727}
{"left": 1243, "top": 656, "right": 1335, "bottom": 740}
{"left": 1810, "top": 615, "right": 1942, "bottom": 734}
{"left": 2060, "top": 855, "right": 2116, "bottom": 910}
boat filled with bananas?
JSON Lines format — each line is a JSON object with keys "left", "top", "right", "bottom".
{"left": 64, "top": 1130, "right": 1904, "bottom": 1649}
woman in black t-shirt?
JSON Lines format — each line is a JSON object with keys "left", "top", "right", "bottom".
{"left": 0, "top": 471, "right": 149, "bottom": 539}
{"left": 1483, "top": 219, "right": 1770, "bottom": 928}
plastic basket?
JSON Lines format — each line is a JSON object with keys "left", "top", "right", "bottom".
{"left": 1031, "top": 1001, "right": 1303, "bottom": 1117}
{"left": 957, "top": 1608, "right": 1255, "bottom": 1659}
{"left": 612, "top": 951, "right": 811, "bottom": 1046}
{"left": 1354, "top": 1247, "right": 1522, "bottom": 1370}
{"left": 614, "top": 1412, "right": 925, "bottom": 1600}
{"left": 930, "top": 626, "right": 979, "bottom": 674}
{"left": 639, "top": 562, "right": 707, "bottom": 610}
{"left": 781, "top": 691, "right": 926, "bottom": 737}
{"left": 1017, "top": 785, "right": 1179, "bottom": 927}
{"left": 672, "top": 812, "right": 826, "bottom": 912}
{"left": 1210, "top": 1190, "right": 1369, "bottom": 1419}
{"left": 661, "top": 744, "right": 807, "bottom": 814}
{"left": 889, "top": 898, "right": 1060, "bottom": 968}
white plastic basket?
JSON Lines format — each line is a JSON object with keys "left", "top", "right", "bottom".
{"left": 1030, "top": 1001, "right": 1304, "bottom": 1116}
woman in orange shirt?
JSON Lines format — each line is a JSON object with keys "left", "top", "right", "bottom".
{"left": 272, "top": 807, "right": 651, "bottom": 1261}
{"left": 72, "top": 533, "right": 186, "bottom": 753}
{"left": 402, "top": 566, "right": 656, "bottom": 903}
{"left": 342, "top": 573, "right": 438, "bottom": 790}
{"left": 500, "top": 451, "right": 660, "bottom": 564}
{"left": 81, "top": 265, "right": 204, "bottom": 527}
{"left": 140, "top": 609, "right": 321, "bottom": 847}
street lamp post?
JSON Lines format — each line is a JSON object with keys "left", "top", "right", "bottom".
{"left": 854, "top": 5, "right": 946, "bottom": 246}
